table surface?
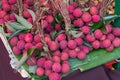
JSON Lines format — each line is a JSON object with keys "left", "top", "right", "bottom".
{"left": 0, "top": 39, "right": 120, "bottom": 80}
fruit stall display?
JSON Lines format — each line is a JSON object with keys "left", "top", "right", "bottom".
{"left": 0, "top": 0, "right": 120, "bottom": 80}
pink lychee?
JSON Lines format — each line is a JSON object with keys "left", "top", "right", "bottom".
{"left": 17, "top": 40, "right": 25, "bottom": 50}
{"left": 80, "top": 46, "right": 90, "bottom": 54}
{"left": 68, "top": 50, "right": 77, "bottom": 58}
{"left": 113, "top": 28, "right": 120, "bottom": 37}
{"left": 67, "top": 5, "right": 74, "bottom": 13}
{"left": 61, "top": 63, "right": 70, "bottom": 73}
{"left": 90, "top": 6, "right": 98, "bottom": 15}
{"left": 92, "top": 15, "right": 100, "bottom": 23}
{"left": 8, "top": 0, "right": 16, "bottom": 5}
{"left": 81, "top": 26, "right": 90, "bottom": 34}
{"left": 49, "top": 41, "right": 59, "bottom": 51}
{"left": 37, "top": 58, "right": 46, "bottom": 67}
{"left": 27, "top": 18, "right": 33, "bottom": 23}
{"left": 35, "top": 42, "right": 43, "bottom": 50}
{"left": 23, "top": 10, "right": 31, "bottom": 18}
{"left": 44, "top": 60, "right": 53, "bottom": 69}
{"left": 57, "top": 33, "right": 66, "bottom": 42}
{"left": 82, "top": 12, "right": 92, "bottom": 22}
{"left": 53, "top": 50, "right": 61, "bottom": 57}
{"left": 45, "top": 69, "right": 52, "bottom": 76}
{"left": 26, "top": 57, "right": 37, "bottom": 66}
{"left": 105, "top": 24, "right": 112, "bottom": 33}
{"left": 102, "top": 39, "right": 111, "bottom": 48}
{"left": 41, "top": 20, "right": 48, "bottom": 28}
{"left": 107, "top": 34, "right": 115, "bottom": 41}
{"left": 36, "top": 67, "right": 44, "bottom": 76}
{"left": 55, "top": 24, "right": 62, "bottom": 31}
{"left": 3, "top": 4, "right": 11, "bottom": 12}
{"left": 106, "top": 44, "right": 114, "bottom": 52}
{"left": 61, "top": 52, "right": 69, "bottom": 61}
{"left": 100, "top": 35, "right": 106, "bottom": 41}
{"left": 85, "top": 34, "right": 95, "bottom": 42}
{"left": 24, "top": 43, "right": 33, "bottom": 49}
{"left": 112, "top": 38, "right": 120, "bottom": 47}
{"left": 94, "top": 29, "right": 103, "bottom": 39}
{"left": 34, "top": 34, "right": 41, "bottom": 43}
{"left": 46, "top": 15, "right": 54, "bottom": 23}
{"left": 74, "top": 38, "right": 83, "bottom": 46}
{"left": 68, "top": 40, "right": 77, "bottom": 49}
{"left": 52, "top": 56, "right": 60, "bottom": 63}
{"left": 13, "top": 46, "right": 21, "bottom": 55}
{"left": 59, "top": 40, "right": 67, "bottom": 50}
{"left": 25, "top": 33, "right": 33, "bottom": 43}
{"left": 0, "top": 10, "right": 6, "bottom": 18}
{"left": 10, "top": 36, "right": 18, "bottom": 46}
{"left": 73, "top": 8, "right": 82, "bottom": 17}
{"left": 92, "top": 40, "right": 100, "bottom": 49}
{"left": 52, "top": 63, "right": 61, "bottom": 73}
{"left": 77, "top": 51, "right": 86, "bottom": 60}
{"left": 49, "top": 72, "right": 61, "bottom": 80}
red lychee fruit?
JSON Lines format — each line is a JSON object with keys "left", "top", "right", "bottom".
{"left": 62, "top": 61, "right": 70, "bottom": 65}
{"left": 74, "top": 38, "right": 83, "bottom": 46}
{"left": 26, "top": 57, "right": 37, "bottom": 66}
{"left": 27, "top": 18, "right": 33, "bottom": 23}
{"left": 106, "top": 44, "right": 114, "bottom": 52}
{"left": 85, "top": 34, "right": 95, "bottom": 42}
{"left": 107, "top": 34, "right": 115, "bottom": 41}
{"left": 35, "top": 42, "right": 43, "bottom": 50}
{"left": 4, "top": 15, "right": 10, "bottom": 21}
{"left": 10, "top": 13, "right": 16, "bottom": 20}
{"left": 45, "top": 24, "right": 53, "bottom": 32}
{"left": 37, "top": 58, "right": 46, "bottom": 67}
{"left": 6, "top": 28, "right": 12, "bottom": 33}
{"left": 8, "top": 0, "right": 16, "bottom": 5}
{"left": 34, "top": 34, "right": 41, "bottom": 43}
{"left": 44, "top": 60, "right": 53, "bottom": 69}
{"left": 67, "top": 5, "right": 74, "bottom": 13}
{"left": 59, "top": 40, "right": 67, "bottom": 50}
{"left": 57, "top": 33, "right": 66, "bottom": 42}
{"left": 53, "top": 50, "right": 61, "bottom": 57}
{"left": 71, "top": 2, "right": 78, "bottom": 8}
{"left": 41, "top": 20, "right": 48, "bottom": 28}
{"left": 49, "top": 72, "right": 61, "bottom": 80}
{"left": 10, "top": 36, "right": 18, "bottom": 46}
{"left": 45, "top": 69, "right": 52, "bottom": 76}
{"left": 13, "top": 46, "right": 21, "bottom": 55}
{"left": 17, "top": 40, "right": 25, "bottom": 50}
{"left": 113, "top": 28, "right": 120, "bottom": 37}
{"left": 75, "top": 19, "right": 84, "bottom": 27}
{"left": 52, "top": 63, "right": 61, "bottom": 73}
{"left": 36, "top": 67, "right": 44, "bottom": 76}
{"left": 92, "top": 40, "right": 100, "bottom": 49}
{"left": 81, "top": 26, "right": 90, "bottom": 34}
{"left": 61, "top": 63, "right": 70, "bottom": 73}
{"left": 23, "top": 10, "right": 31, "bottom": 18}
{"left": 46, "top": 15, "right": 54, "bottom": 23}
{"left": 68, "top": 50, "right": 77, "bottom": 58}
{"left": 24, "top": 43, "right": 33, "bottom": 49}
{"left": 49, "top": 41, "right": 59, "bottom": 51}
{"left": 92, "top": 15, "right": 100, "bottom": 23}
{"left": 25, "top": 33, "right": 33, "bottom": 43}
{"left": 68, "top": 40, "right": 77, "bottom": 49}
{"left": 61, "top": 52, "right": 69, "bottom": 61}
{"left": 94, "top": 29, "right": 103, "bottom": 39}
{"left": 102, "top": 39, "right": 111, "bottom": 48}
{"left": 80, "top": 46, "right": 90, "bottom": 54}
{"left": 55, "top": 24, "right": 62, "bottom": 31}
{"left": 100, "top": 35, "right": 106, "bottom": 41}
{"left": 3, "top": 4, "right": 11, "bottom": 12}
{"left": 112, "top": 38, "right": 120, "bottom": 47}
{"left": 18, "top": 33, "right": 26, "bottom": 40}
{"left": 82, "top": 12, "right": 92, "bottom": 22}
{"left": 45, "top": 36, "right": 51, "bottom": 43}
{"left": 77, "top": 51, "right": 86, "bottom": 60}
{"left": 105, "top": 24, "right": 112, "bottom": 33}
{"left": 0, "top": 19, "right": 5, "bottom": 24}
{"left": 74, "top": 47, "right": 81, "bottom": 53}
{"left": 0, "top": 10, "right": 6, "bottom": 18}
{"left": 52, "top": 56, "right": 60, "bottom": 63}
{"left": 90, "top": 6, "right": 98, "bottom": 15}
{"left": 26, "top": 0, "right": 34, "bottom": 6}
{"left": 73, "top": 8, "right": 82, "bottom": 17}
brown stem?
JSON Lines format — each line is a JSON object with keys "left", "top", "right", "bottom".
{"left": 17, "top": 0, "right": 23, "bottom": 16}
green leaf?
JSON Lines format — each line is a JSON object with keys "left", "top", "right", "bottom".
{"left": 90, "top": 21, "right": 103, "bottom": 32}
{"left": 81, "top": 7, "right": 90, "bottom": 11}
{"left": 103, "top": 14, "right": 120, "bottom": 24}
{"left": 69, "top": 47, "right": 120, "bottom": 72}
{"left": 83, "top": 40, "right": 92, "bottom": 48}
{"left": 29, "top": 65, "right": 37, "bottom": 74}
{"left": 14, "top": 14, "right": 32, "bottom": 29}
{"left": 30, "top": 74, "right": 47, "bottom": 80}
{"left": 5, "top": 22, "right": 16, "bottom": 31}
{"left": 27, "top": 9, "right": 36, "bottom": 22}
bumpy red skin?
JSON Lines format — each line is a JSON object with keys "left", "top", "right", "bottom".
{"left": 73, "top": 8, "right": 82, "bottom": 17}
{"left": 59, "top": 40, "right": 68, "bottom": 50}
{"left": 45, "top": 69, "right": 52, "bottom": 76}
{"left": 23, "top": 10, "right": 31, "bottom": 18}
{"left": 52, "top": 56, "right": 60, "bottom": 63}
{"left": 49, "top": 41, "right": 59, "bottom": 51}
{"left": 42, "top": 20, "right": 48, "bottom": 28}
{"left": 61, "top": 63, "right": 70, "bottom": 73}
{"left": 61, "top": 52, "right": 69, "bottom": 61}
{"left": 27, "top": 18, "right": 33, "bottom": 23}
{"left": 34, "top": 34, "right": 41, "bottom": 43}
{"left": 80, "top": 46, "right": 90, "bottom": 54}
{"left": 24, "top": 43, "right": 33, "bottom": 49}
{"left": 25, "top": 33, "right": 33, "bottom": 43}
{"left": 105, "top": 24, "right": 112, "bottom": 33}
{"left": 49, "top": 72, "right": 61, "bottom": 80}
{"left": 13, "top": 46, "right": 21, "bottom": 55}
{"left": 17, "top": 40, "right": 25, "bottom": 50}
{"left": 55, "top": 24, "right": 62, "bottom": 31}
{"left": 106, "top": 44, "right": 114, "bottom": 52}
{"left": 10, "top": 13, "right": 16, "bottom": 20}
{"left": 92, "top": 40, "right": 100, "bottom": 49}
{"left": 85, "top": 34, "right": 95, "bottom": 42}
{"left": 4, "top": 15, "right": 10, "bottom": 21}
{"left": 82, "top": 12, "right": 92, "bottom": 22}
{"left": 10, "top": 36, "right": 18, "bottom": 46}
{"left": 107, "top": 34, "right": 115, "bottom": 41}
{"left": 71, "top": 2, "right": 78, "bottom": 8}
{"left": 18, "top": 33, "right": 26, "bottom": 40}
{"left": 52, "top": 63, "right": 61, "bottom": 73}
{"left": 8, "top": 0, "right": 16, "bottom": 5}
{"left": 53, "top": 50, "right": 61, "bottom": 57}
{"left": 37, "top": 58, "right": 46, "bottom": 67}
{"left": 44, "top": 60, "right": 53, "bottom": 69}
{"left": 26, "top": 57, "right": 37, "bottom": 66}
{"left": 0, "top": 10, "right": 6, "bottom": 18}
{"left": 92, "top": 15, "right": 100, "bottom": 23}
{"left": 81, "top": 26, "right": 90, "bottom": 34}
{"left": 36, "top": 67, "right": 44, "bottom": 76}
{"left": 46, "top": 15, "right": 54, "bottom": 23}
{"left": 68, "top": 40, "right": 77, "bottom": 50}
{"left": 2, "top": 4, "right": 11, "bottom": 12}
{"left": 75, "top": 38, "right": 83, "bottom": 46}
{"left": 67, "top": 5, "right": 74, "bottom": 13}
{"left": 57, "top": 33, "right": 66, "bottom": 42}
{"left": 77, "top": 51, "right": 86, "bottom": 60}
{"left": 68, "top": 50, "right": 77, "bottom": 58}
{"left": 74, "top": 47, "right": 81, "bottom": 53}
{"left": 102, "top": 39, "right": 111, "bottom": 48}
{"left": 100, "top": 35, "right": 106, "bottom": 41}
{"left": 75, "top": 19, "right": 84, "bottom": 27}
{"left": 26, "top": 0, "right": 34, "bottom": 6}
{"left": 35, "top": 42, "right": 43, "bottom": 50}
{"left": 113, "top": 28, "right": 120, "bottom": 37}
{"left": 90, "top": 6, "right": 99, "bottom": 15}
{"left": 112, "top": 38, "right": 120, "bottom": 47}
{"left": 94, "top": 29, "right": 103, "bottom": 39}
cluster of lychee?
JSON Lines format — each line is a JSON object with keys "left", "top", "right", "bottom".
{"left": 2, "top": 1, "right": 120, "bottom": 80}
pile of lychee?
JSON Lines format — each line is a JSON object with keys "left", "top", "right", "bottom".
{"left": 1, "top": 0, "right": 120, "bottom": 80}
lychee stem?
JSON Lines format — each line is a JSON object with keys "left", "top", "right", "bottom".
{"left": 17, "top": 0, "right": 23, "bottom": 16}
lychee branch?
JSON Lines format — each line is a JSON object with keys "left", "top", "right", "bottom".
{"left": 17, "top": 0, "right": 23, "bottom": 16}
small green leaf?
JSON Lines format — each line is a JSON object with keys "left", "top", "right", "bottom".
{"left": 29, "top": 65, "right": 37, "bottom": 74}
{"left": 4, "top": 33, "right": 11, "bottom": 37}
{"left": 83, "top": 40, "right": 92, "bottom": 48}
{"left": 14, "top": 14, "right": 32, "bottom": 29}
{"left": 73, "top": 32, "right": 83, "bottom": 38}
{"left": 5, "top": 22, "right": 16, "bottom": 31}
{"left": 81, "top": 7, "right": 90, "bottom": 11}
{"left": 27, "top": 9, "right": 36, "bottom": 22}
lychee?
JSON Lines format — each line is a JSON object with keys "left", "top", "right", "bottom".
{"left": 57, "top": 33, "right": 66, "bottom": 42}
{"left": 112, "top": 38, "right": 120, "bottom": 47}
{"left": 107, "top": 34, "right": 115, "bottom": 41}
{"left": 100, "top": 35, "right": 106, "bottom": 41}
{"left": 34, "top": 34, "right": 41, "bottom": 43}
{"left": 55, "top": 24, "right": 62, "bottom": 31}
{"left": 13, "top": 46, "right": 21, "bottom": 55}
{"left": 92, "top": 15, "right": 100, "bottom": 23}
{"left": 2, "top": 4, "right": 11, "bottom": 12}
{"left": 25, "top": 33, "right": 33, "bottom": 43}
{"left": 17, "top": 40, "right": 25, "bottom": 50}
{"left": 49, "top": 41, "right": 59, "bottom": 51}
{"left": 46, "top": 15, "right": 54, "bottom": 23}
{"left": 90, "top": 6, "right": 98, "bottom": 15}
{"left": 82, "top": 12, "right": 92, "bottom": 22}
{"left": 94, "top": 29, "right": 103, "bottom": 39}
{"left": 49, "top": 72, "right": 61, "bottom": 80}
{"left": 61, "top": 52, "right": 69, "bottom": 61}
{"left": 112, "top": 28, "right": 120, "bottom": 37}
{"left": 106, "top": 44, "right": 114, "bottom": 52}
{"left": 26, "top": 57, "right": 37, "bottom": 66}
{"left": 76, "top": 19, "right": 84, "bottom": 27}
{"left": 24, "top": 43, "right": 33, "bottom": 49}
{"left": 80, "top": 46, "right": 90, "bottom": 54}
{"left": 53, "top": 50, "right": 61, "bottom": 57}
{"left": 92, "top": 40, "right": 100, "bottom": 49}
{"left": 61, "top": 63, "right": 70, "bottom": 73}
{"left": 77, "top": 51, "right": 86, "bottom": 60}
{"left": 4, "top": 15, "right": 10, "bottom": 21}
{"left": 36, "top": 67, "right": 44, "bottom": 76}
{"left": 105, "top": 24, "right": 112, "bottom": 33}
{"left": 26, "top": 0, "right": 34, "bottom": 6}
{"left": 42, "top": 20, "right": 48, "bottom": 28}
{"left": 23, "top": 10, "right": 31, "bottom": 18}
{"left": 70, "top": 2, "right": 78, "bottom": 8}
{"left": 37, "top": 58, "right": 46, "bottom": 67}
{"left": 52, "top": 63, "right": 61, "bottom": 73}
{"left": 68, "top": 40, "right": 77, "bottom": 49}
{"left": 10, "top": 13, "right": 16, "bottom": 20}
{"left": 74, "top": 38, "right": 83, "bottom": 46}
{"left": 45, "top": 69, "right": 52, "bottom": 76}
{"left": 74, "top": 47, "right": 81, "bottom": 53}
{"left": 0, "top": 10, "right": 6, "bottom": 18}
{"left": 8, "top": 0, "right": 16, "bottom": 5}
{"left": 44, "top": 60, "right": 53, "bottom": 69}
{"left": 81, "top": 26, "right": 90, "bottom": 34}
{"left": 102, "top": 39, "right": 111, "bottom": 48}
{"left": 59, "top": 40, "right": 67, "bottom": 50}
{"left": 68, "top": 50, "right": 77, "bottom": 58}
{"left": 52, "top": 56, "right": 60, "bottom": 63}
{"left": 10, "top": 36, "right": 18, "bottom": 46}
{"left": 35, "top": 42, "right": 43, "bottom": 50}
{"left": 67, "top": 5, "right": 74, "bottom": 13}
{"left": 85, "top": 34, "right": 95, "bottom": 42}
{"left": 73, "top": 8, "right": 82, "bottom": 17}
{"left": 27, "top": 18, "right": 33, "bottom": 23}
